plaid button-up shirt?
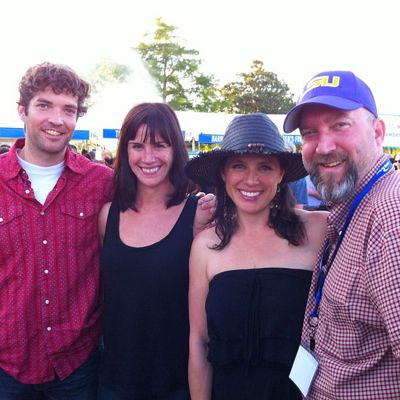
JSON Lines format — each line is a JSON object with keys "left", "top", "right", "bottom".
{"left": 0, "top": 139, "right": 113, "bottom": 384}
{"left": 302, "top": 155, "right": 400, "bottom": 399}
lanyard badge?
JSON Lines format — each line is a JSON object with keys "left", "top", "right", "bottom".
{"left": 308, "top": 159, "right": 392, "bottom": 350}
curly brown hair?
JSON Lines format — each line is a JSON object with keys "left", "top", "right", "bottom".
{"left": 18, "top": 62, "right": 90, "bottom": 118}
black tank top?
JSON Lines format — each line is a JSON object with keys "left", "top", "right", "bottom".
{"left": 99, "top": 195, "right": 198, "bottom": 399}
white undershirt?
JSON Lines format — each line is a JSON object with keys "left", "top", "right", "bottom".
{"left": 17, "top": 153, "right": 64, "bottom": 205}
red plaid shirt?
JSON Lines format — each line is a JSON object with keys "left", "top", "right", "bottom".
{"left": 302, "top": 155, "right": 400, "bottom": 399}
{"left": 0, "top": 139, "right": 113, "bottom": 384}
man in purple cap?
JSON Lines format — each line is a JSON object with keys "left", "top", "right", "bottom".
{"left": 283, "top": 71, "right": 400, "bottom": 399}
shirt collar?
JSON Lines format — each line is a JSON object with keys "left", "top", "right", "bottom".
{"left": 0, "top": 139, "right": 25, "bottom": 180}
{"left": 0, "top": 138, "right": 91, "bottom": 180}
{"left": 63, "top": 145, "right": 92, "bottom": 175}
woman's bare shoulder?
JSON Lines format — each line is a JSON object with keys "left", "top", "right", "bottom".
{"left": 297, "top": 208, "right": 329, "bottom": 246}
{"left": 99, "top": 202, "right": 112, "bottom": 220}
{"left": 193, "top": 225, "right": 218, "bottom": 243}
{"left": 296, "top": 208, "right": 328, "bottom": 225}
{"left": 192, "top": 226, "right": 221, "bottom": 253}
{"left": 101, "top": 201, "right": 112, "bottom": 212}
{"left": 98, "top": 202, "right": 113, "bottom": 243}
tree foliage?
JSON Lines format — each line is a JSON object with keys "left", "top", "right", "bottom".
{"left": 135, "top": 20, "right": 295, "bottom": 113}
{"left": 190, "top": 74, "right": 226, "bottom": 112}
{"left": 135, "top": 17, "right": 222, "bottom": 111}
{"left": 220, "top": 60, "right": 296, "bottom": 114}
{"left": 88, "top": 58, "right": 131, "bottom": 95}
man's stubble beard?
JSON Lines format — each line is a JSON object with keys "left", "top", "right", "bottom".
{"left": 309, "top": 158, "right": 358, "bottom": 203}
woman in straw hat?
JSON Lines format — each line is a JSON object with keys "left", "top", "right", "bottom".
{"left": 186, "top": 113, "right": 328, "bottom": 400}
{"left": 97, "top": 103, "right": 214, "bottom": 400}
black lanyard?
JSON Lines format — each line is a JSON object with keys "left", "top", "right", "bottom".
{"left": 308, "top": 159, "right": 393, "bottom": 350}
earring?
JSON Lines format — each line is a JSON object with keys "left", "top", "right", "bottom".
{"left": 269, "top": 185, "right": 280, "bottom": 217}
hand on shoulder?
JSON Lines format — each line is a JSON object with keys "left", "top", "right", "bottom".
{"left": 193, "top": 193, "right": 216, "bottom": 236}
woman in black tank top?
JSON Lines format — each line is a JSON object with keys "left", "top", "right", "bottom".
{"left": 97, "top": 103, "right": 214, "bottom": 400}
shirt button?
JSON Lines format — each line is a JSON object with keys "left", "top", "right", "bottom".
{"left": 44, "top": 269, "right": 49, "bottom": 274}
{"left": 79, "top": 212, "right": 84, "bottom": 217}
{"left": 40, "top": 211, "right": 45, "bottom": 216}
{"left": 42, "top": 240, "right": 48, "bottom": 245}
{"left": 44, "top": 299, "right": 50, "bottom": 305}
{"left": 25, "top": 189, "right": 30, "bottom": 194}
{"left": 46, "top": 327, "right": 52, "bottom": 332}
{"left": 0, "top": 217, "right": 3, "bottom": 223}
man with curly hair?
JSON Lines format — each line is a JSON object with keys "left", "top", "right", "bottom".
{"left": 0, "top": 62, "right": 113, "bottom": 399}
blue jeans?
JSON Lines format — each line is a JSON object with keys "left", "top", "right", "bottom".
{"left": 98, "top": 385, "right": 190, "bottom": 400}
{"left": 0, "top": 348, "right": 100, "bottom": 400}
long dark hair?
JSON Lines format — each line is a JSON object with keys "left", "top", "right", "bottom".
{"left": 212, "top": 158, "right": 306, "bottom": 250}
{"left": 113, "top": 102, "right": 196, "bottom": 211}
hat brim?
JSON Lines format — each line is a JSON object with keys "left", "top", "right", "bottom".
{"left": 283, "top": 96, "right": 366, "bottom": 133}
{"left": 186, "top": 149, "right": 308, "bottom": 187}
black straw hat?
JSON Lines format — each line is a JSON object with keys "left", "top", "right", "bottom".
{"left": 186, "top": 113, "right": 307, "bottom": 187}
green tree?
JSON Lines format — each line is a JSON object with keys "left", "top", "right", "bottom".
{"left": 88, "top": 58, "right": 131, "bottom": 95}
{"left": 220, "top": 60, "right": 296, "bottom": 114}
{"left": 190, "top": 74, "right": 226, "bottom": 112}
{"left": 136, "top": 17, "right": 221, "bottom": 111}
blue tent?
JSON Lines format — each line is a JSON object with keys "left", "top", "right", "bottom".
{"left": 198, "top": 133, "right": 224, "bottom": 144}
{"left": 0, "top": 127, "right": 90, "bottom": 140}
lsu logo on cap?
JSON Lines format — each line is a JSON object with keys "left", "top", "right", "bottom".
{"left": 300, "top": 75, "right": 340, "bottom": 100}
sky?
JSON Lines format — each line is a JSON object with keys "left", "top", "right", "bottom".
{"left": 1, "top": 0, "right": 400, "bottom": 133}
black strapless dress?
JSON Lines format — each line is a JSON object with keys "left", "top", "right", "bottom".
{"left": 206, "top": 268, "right": 312, "bottom": 400}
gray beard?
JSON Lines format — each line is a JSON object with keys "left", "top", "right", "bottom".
{"left": 310, "top": 161, "right": 358, "bottom": 203}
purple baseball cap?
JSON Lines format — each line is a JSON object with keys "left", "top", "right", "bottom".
{"left": 283, "top": 71, "right": 378, "bottom": 133}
